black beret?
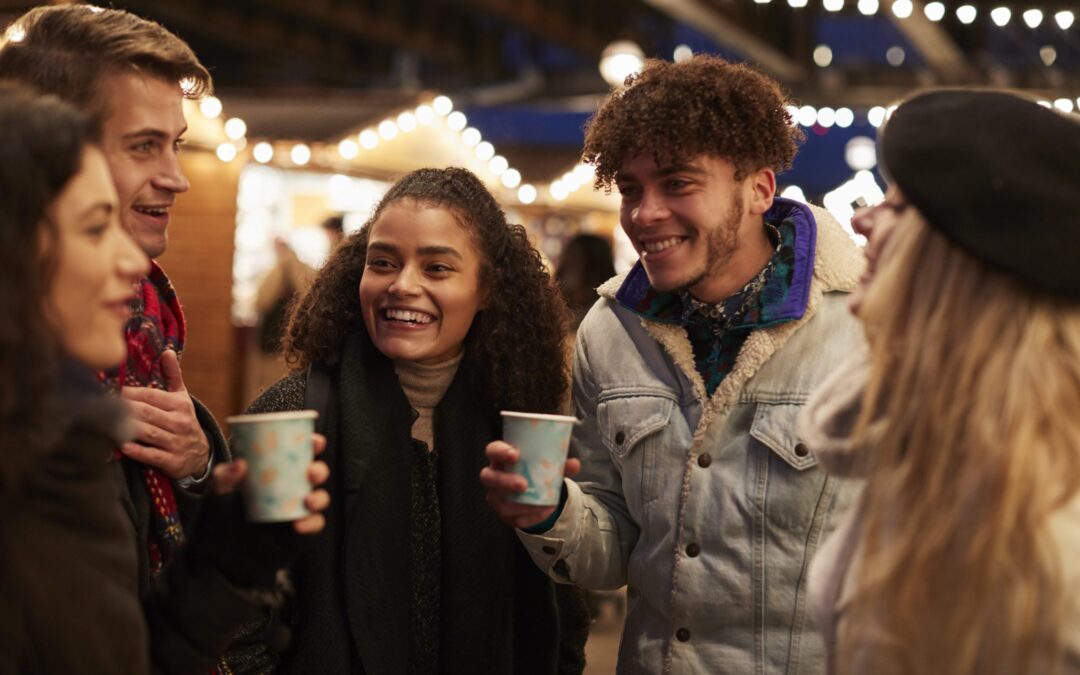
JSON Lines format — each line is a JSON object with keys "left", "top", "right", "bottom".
{"left": 879, "top": 89, "right": 1080, "bottom": 299}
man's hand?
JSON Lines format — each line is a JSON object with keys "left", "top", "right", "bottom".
{"left": 480, "top": 440, "right": 581, "bottom": 530}
{"left": 120, "top": 349, "right": 211, "bottom": 479}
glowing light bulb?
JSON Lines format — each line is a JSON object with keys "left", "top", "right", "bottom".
{"left": 857, "top": 0, "right": 879, "bottom": 16}
{"left": 252, "top": 142, "right": 274, "bottom": 164}
{"left": 359, "top": 130, "right": 379, "bottom": 149}
{"left": 518, "top": 184, "right": 537, "bottom": 204}
{"left": 501, "top": 169, "right": 522, "bottom": 189}
{"left": 224, "top": 117, "right": 247, "bottom": 140}
{"left": 446, "top": 111, "right": 467, "bottom": 131}
{"left": 956, "top": 5, "right": 977, "bottom": 24}
{"left": 338, "top": 138, "right": 359, "bottom": 159}
{"left": 891, "top": 0, "right": 913, "bottom": 19}
{"left": 215, "top": 143, "right": 237, "bottom": 162}
{"left": 432, "top": 96, "right": 453, "bottom": 115}
{"left": 415, "top": 105, "right": 435, "bottom": 125}
{"left": 199, "top": 96, "right": 222, "bottom": 119}
{"left": 475, "top": 141, "right": 495, "bottom": 161}
{"left": 461, "top": 128, "right": 482, "bottom": 147}
{"left": 813, "top": 45, "right": 833, "bottom": 68}
{"left": 378, "top": 120, "right": 398, "bottom": 140}
{"left": 489, "top": 155, "right": 509, "bottom": 175}
{"left": 397, "top": 112, "right": 417, "bottom": 132}
{"left": 290, "top": 144, "right": 311, "bottom": 166}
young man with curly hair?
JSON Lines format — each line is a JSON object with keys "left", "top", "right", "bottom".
{"left": 484, "top": 55, "right": 866, "bottom": 674}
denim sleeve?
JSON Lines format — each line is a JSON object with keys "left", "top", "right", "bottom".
{"left": 516, "top": 322, "right": 640, "bottom": 590}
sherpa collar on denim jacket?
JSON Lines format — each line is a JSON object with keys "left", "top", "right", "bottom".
{"left": 613, "top": 197, "right": 818, "bottom": 394}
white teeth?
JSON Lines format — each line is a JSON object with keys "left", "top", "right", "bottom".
{"left": 642, "top": 237, "right": 682, "bottom": 254}
{"left": 384, "top": 309, "right": 434, "bottom": 324}
{"left": 134, "top": 206, "right": 166, "bottom": 216}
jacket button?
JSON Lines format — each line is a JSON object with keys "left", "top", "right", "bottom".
{"left": 676, "top": 627, "right": 691, "bottom": 642}
{"left": 685, "top": 543, "right": 700, "bottom": 557}
{"left": 614, "top": 431, "right": 626, "bottom": 445}
{"left": 697, "top": 453, "right": 712, "bottom": 468}
{"left": 542, "top": 545, "right": 557, "bottom": 555}
{"left": 794, "top": 443, "right": 810, "bottom": 458}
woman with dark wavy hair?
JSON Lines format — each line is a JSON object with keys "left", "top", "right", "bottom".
{"left": 245, "top": 166, "right": 588, "bottom": 674}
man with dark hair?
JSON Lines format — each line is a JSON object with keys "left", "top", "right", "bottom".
{"left": 483, "top": 55, "right": 865, "bottom": 673}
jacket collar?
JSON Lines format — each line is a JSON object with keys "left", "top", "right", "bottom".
{"left": 597, "top": 203, "right": 865, "bottom": 420}
{"left": 614, "top": 197, "right": 818, "bottom": 326}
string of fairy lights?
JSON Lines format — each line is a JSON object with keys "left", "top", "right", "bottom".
{"left": 192, "top": 0, "right": 1078, "bottom": 203}
{"left": 753, "top": 0, "right": 1075, "bottom": 31}
{"left": 199, "top": 87, "right": 1079, "bottom": 213}
{"left": 197, "top": 94, "right": 597, "bottom": 206}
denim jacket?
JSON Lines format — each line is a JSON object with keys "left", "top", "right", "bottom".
{"left": 519, "top": 202, "right": 866, "bottom": 674}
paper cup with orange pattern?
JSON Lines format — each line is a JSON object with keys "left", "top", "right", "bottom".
{"left": 226, "top": 410, "right": 318, "bottom": 522}
{"left": 501, "top": 411, "right": 578, "bottom": 506}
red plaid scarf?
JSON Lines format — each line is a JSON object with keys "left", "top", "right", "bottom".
{"left": 101, "top": 261, "right": 187, "bottom": 575}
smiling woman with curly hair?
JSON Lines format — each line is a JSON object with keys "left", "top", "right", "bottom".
{"left": 283, "top": 167, "right": 569, "bottom": 414}
{"left": 240, "top": 167, "right": 588, "bottom": 674}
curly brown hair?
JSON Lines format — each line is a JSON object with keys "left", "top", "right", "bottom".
{"left": 583, "top": 54, "right": 804, "bottom": 187}
{"left": 284, "top": 167, "right": 569, "bottom": 414}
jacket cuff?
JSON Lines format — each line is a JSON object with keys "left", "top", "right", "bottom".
{"left": 192, "top": 394, "right": 229, "bottom": 462}
{"left": 516, "top": 479, "right": 586, "bottom": 582}
{"left": 176, "top": 395, "right": 227, "bottom": 492}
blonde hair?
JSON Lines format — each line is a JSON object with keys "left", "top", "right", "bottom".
{"left": 839, "top": 211, "right": 1080, "bottom": 675}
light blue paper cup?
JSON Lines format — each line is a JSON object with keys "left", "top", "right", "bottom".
{"left": 226, "top": 410, "right": 318, "bottom": 522}
{"left": 501, "top": 410, "right": 578, "bottom": 506}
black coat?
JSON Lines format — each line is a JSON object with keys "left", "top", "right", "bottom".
{"left": 0, "top": 360, "right": 257, "bottom": 675}
{"left": 247, "top": 331, "right": 588, "bottom": 675}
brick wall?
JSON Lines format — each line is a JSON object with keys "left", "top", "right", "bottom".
{"left": 157, "top": 151, "right": 241, "bottom": 428}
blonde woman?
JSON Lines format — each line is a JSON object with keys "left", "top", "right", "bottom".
{"left": 802, "top": 89, "right": 1080, "bottom": 675}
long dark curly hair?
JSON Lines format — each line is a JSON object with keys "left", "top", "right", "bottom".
{"left": 0, "top": 83, "right": 90, "bottom": 488}
{"left": 284, "top": 167, "right": 569, "bottom": 414}
{"left": 583, "top": 54, "right": 804, "bottom": 187}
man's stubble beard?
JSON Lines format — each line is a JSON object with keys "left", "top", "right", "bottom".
{"left": 679, "top": 193, "right": 744, "bottom": 294}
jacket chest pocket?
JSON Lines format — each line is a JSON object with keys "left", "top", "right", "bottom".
{"left": 746, "top": 402, "right": 830, "bottom": 532}
{"left": 596, "top": 394, "right": 675, "bottom": 511}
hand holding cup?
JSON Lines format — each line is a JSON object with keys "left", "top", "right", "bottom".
{"left": 481, "top": 411, "right": 581, "bottom": 530}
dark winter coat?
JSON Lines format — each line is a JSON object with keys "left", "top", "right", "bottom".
{"left": 246, "top": 330, "right": 589, "bottom": 675}
{"left": 0, "top": 360, "right": 256, "bottom": 675}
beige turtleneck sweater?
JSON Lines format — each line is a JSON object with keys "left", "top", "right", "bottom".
{"left": 393, "top": 352, "right": 464, "bottom": 451}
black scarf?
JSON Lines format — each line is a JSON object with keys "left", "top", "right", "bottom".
{"left": 283, "top": 331, "right": 559, "bottom": 674}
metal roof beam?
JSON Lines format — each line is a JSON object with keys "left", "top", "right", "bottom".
{"left": 642, "top": 0, "right": 808, "bottom": 83}
{"left": 887, "top": 1, "right": 975, "bottom": 83}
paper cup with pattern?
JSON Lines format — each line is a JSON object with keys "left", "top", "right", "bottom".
{"left": 501, "top": 411, "right": 578, "bottom": 506}
{"left": 226, "top": 410, "right": 318, "bottom": 522}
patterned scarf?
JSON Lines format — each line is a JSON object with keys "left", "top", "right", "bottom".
{"left": 100, "top": 261, "right": 187, "bottom": 575}
{"left": 616, "top": 212, "right": 804, "bottom": 396}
